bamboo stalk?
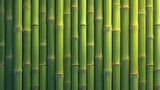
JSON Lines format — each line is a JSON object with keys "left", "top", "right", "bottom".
{"left": 13, "top": 0, "right": 22, "bottom": 90}
{"left": 64, "top": 0, "right": 71, "bottom": 89}
{"left": 104, "top": 0, "right": 112, "bottom": 90}
{"left": 79, "top": 0, "right": 87, "bottom": 90}
{"left": 130, "top": 0, "right": 139, "bottom": 90}
{"left": 146, "top": 0, "right": 154, "bottom": 89}
{"left": 112, "top": 0, "right": 121, "bottom": 89}
{"left": 5, "top": 0, "right": 13, "bottom": 90}
{"left": 138, "top": 0, "right": 146, "bottom": 89}
{"left": 154, "top": 0, "right": 160, "bottom": 89}
{"left": 95, "top": 0, "right": 103, "bottom": 89}
{"left": 87, "top": 0, "right": 94, "bottom": 89}
{"left": 31, "top": 0, "right": 39, "bottom": 89}
{"left": 40, "top": 0, "right": 47, "bottom": 90}
{"left": 121, "top": 0, "right": 129, "bottom": 90}
{"left": 23, "top": 0, "right": 31, "bottom": 90}
{"left": 0, "top": 0, "right": 5, "bottom": 89}
{"left": 56, "top": 0, "right": 64, "bottom": 89}
{"left": 47, "top": 0, "right": 55, "bottom": 89}
{"left": 71, "top": 0, "right": 79, "bottom": 89}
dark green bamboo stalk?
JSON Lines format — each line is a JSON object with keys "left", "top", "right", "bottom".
{"left": 0, "top": 0, "right": 5, "bottom": 90}
{"left": 130, "top": 0, "right": 139, "bottom": 90}
{"left": 146, "top": 0, "right": 154, "bottom": 89}
{"left": 47, "top": 0, "right": 55, "bottom": 89}
{"left": 112, "top": 0, "right": 120, "bottom": 89}
{"left": 121, "top": 0, "right": 129, "bottom": 90}
{"left": 56, "top": 0, "right": 64, "bottom": 89}
{"left": 40, "top": 0, "right": 47, "bottom": 90}
{"left": 13, "top": 0, "right": 22, "bottom": 90}
{"left": 138, "top": 0, "right": 146, "bottom": 89}
{"left": 71, "top": 0, "right": 79, "bottom": 89}
{"left": 79, "top": 0, "right": 87, "bottom": 90}
{"left": 32, "top": 0, "right": 39, "bottom": 89}
{"left": 87, "top": 0, "right": 94, "bottom": 89}
{"left": 5, "top": 0, "right": 13, "bottom": 90}
{"left": 153, "top": 0, "right": 160, "bottom": 89}
{"left": 23, "top": 0, "right": 31, "bottom": 90}
{"left": 104, "top": 0, "right": 112, "bottom": 90}
{"left": 95, "top": 0, "right": 103, "bottom": 89}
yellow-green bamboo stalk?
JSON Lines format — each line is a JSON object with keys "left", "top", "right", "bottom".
{"left": 23, "top": 0, "right": 31, "bottom": 90}
{"left": 138, "top": 0, "right": 146, "bottom": 89}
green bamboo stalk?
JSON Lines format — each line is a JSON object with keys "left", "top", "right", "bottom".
{"left": 79, "top": 0, "right": 87, "bottom": 90}
{"left": 138, "top": 0, "right": 146, "bottom": 89}
{"left": 95, "top": 0, "right": 103, "bottom": 89}
{"left": 121, "top": 0, "right": 129, "bottom": 90}
{"left": 13, "top": 0, "right": 22, "bottom": 90}
{"left": 32, "top": 0, "right": 39, "bottom": 89}
{"left": 5, "top": 0, "right": 13, "bottom": 90}
{"left": 71, "top": 0, "right": 79, "bottom": 89}
{"left": 146, "top": 0, "right": 154, "bottom": 89}
{"left": 23, "top": 0, "right": 31, "bottom": 90}
{"left": 64, "top": 0, "right": 71, "bottom": 89}
{"left": 112, "top": 0, "right": 121, "bottom": 89}
{"left": 0, "top": 0, "right": 5, "bottom": 90}
{"left": 154, "top": 0, "right": 160, "bottom": 89}
{"left": 47, "top": 0, "right": 55, "bottom": 89}
{"left": 104, "top": 0, "right": 112, "bottom": 90}
{"left": 87, "top": 0, "right": 94, "bottom": 89}
{"left": 56, "top": 0, "right": 64, "bottom": 89}
{"left": 130, "top": 0, "right": 139, "bottom": 90}
{"left": 40, "top": 0, "right": 47, "bottom": 90}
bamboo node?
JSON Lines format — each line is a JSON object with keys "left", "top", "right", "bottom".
{"left": 39, "top": 64, "right": 46, "bottom": 66}
{"left": 104, "top": 27, "right": 112, "bottom": 29}
{"left": 14, "top": 70, "right": 23, "bottom": 72}
{"left": 0, "top": 64, "right": 5, "bottom": 66}
{"left": 147, "top": 64, "right": 154, "bottom": 66}
{"left": 95, "top": 56, "right": 103, "bottom": 59}
{"left": 79, "top": 69, "right": 87, "bottom": 71}
{"left": 146, "top": 36, "right": 154, "bottom": 39}
{"left": 95, "top": 18, "right": 103, "bottom": 20}
{"left": 154, "top": 69, "right": 160, "bottom": 71}
{"left": 47, "top": 18, "right": 55, "bottom": 21}
{"left": 56, "top": 25, "right": 64, "bottom": 27}
{"left": 113, "top": 4, "right": 120, "bottom": 6}
{"left": 23, "top": 30, "right": 31, "bottom": 32}
{"left": 139, "top": 82, "right": 146, "bottom": 84}
{"left": 87, "top": 64, "right": 94, "bottom": 66}
{"left": 64, "top": 56, "right": 71, "bottom": 59}
{"left": 121, "top": 6, "right": 129, "bottom": 9}
{"left": 138, "top": 56, "right": 146, "bottom": 59}
{"left": 0, "top": 43, "right": 5, "bottom": 46}
{"left": 32, "top": 24, "right": 39, "bottom": 26}
{"left": 0, "top": 11, "right": 4, "bottom": 14}
{"left": 154, "top": 85, "right": 160, "bottom": 87}
{"left": 56, "top": 74, "right": 64, "bottom": 75}
{"left": 112, "top": 63, "right": 120, "bottom": 66}
{"left": 72, "top": 64, "right": 79, "bottom": 66}
{"left": 154, "top": 24, "right": 160, "bottom": 26}
{"left": 6, "top": 18, "right": 13, "bottom": 21}
{"left": 138, "top": 12, "right": 146, "bottom": 15}
{"left": 64, "top": 82, "right": 72, "bottom": 84}
{"left": 146, "top": 6, "right": 153, "bottom": 8}
{"left": 40, "top": 43, "right": 47, "bottom": 46}
{"left": 88, "top": 11, "right": 94, "bottom": 14}
{"left": 87, "top": 43, "right": 94, "bottom": 46}
{"left": 112, "top": 29, "right": 120, "bottom": 32}
{"left": 13, "top": 27, "right": 23, "bottom": 30}
{"left": 104, "top": 70, "right": 112, "bottom": 72}
{"left": 72, "top": 36, "right": 79, "bottom": 39}
{"left": 6, "top": 56, "right": 13, "bottom": 59}
{"left": 79, "top": 85, "right": 87, "bottom": 87}
{"left": 40, "top": 12, "right": 46, "bottom": 14}
{"left": 47, "top": 57, "right": 55, "bottom": 60}
{"left": 32, "top": 69, "right": 39, "bottom": 71}
{"left": 64, "top": 13, "right": 71, "bottom": 15}
{"left": 121, "top": 59, "right": 129, "bottom": 61}
{"left": 79, "top": 24, "right": 87, "bottom": 26}
{"left": 23, "top": 4, "right": 31, "bottom": 6}
{"left": 32, "top": 85, "right": 40, "bottom": 87}
{"left": 23, "top": 64, "right": 31, "bottom": 66}
{"left": 130, "top": 74, "right": 139, "bottom": 76}
{"left": 71, "top": 6, "right": 78, "bottom": 8}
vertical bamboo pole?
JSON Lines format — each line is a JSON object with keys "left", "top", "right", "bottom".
{"left": 47, "top": 0, "right": 55, "bottom": 89}
{"left": 79, "top": 0, "right": 87, "bottom": 90}
{"left": 0, "top": 0, "right": 5, "bottom": 89}
{"left": 64, "top": 0, "right": 71, "bottom": 89}
{"left": 71, "top": 0, "right": 79, "bottom": 89}
{"left": 32, "top": 0, "right": 39, "bottom": 89}
{"left": 138, "top": 0, "right": 146, "bottom": 89}
{"left": 23, "top": 0, "right": 31, "bottom": 90}
{"left": 13, "top": 0, "right": 22, "bottom": 90}
{"left": 5, "top": 0, "right": 13, "bottom": 90}
{"left": 56, "top": 0, "right": 64, "bottom": 89}
{"left": 130, "top": 0, "right": 139, "bottom": 90}
{"left": 146, "top": 0, "right": 154, "bottom": 89}
{"left": 154, "top": 0, "right": 160, "bottom": 89}
{"left": 95, "top": 0, "right": 103, "bottom": 89}
{"left": 40, "top": 0, "right": 47, "bottom": 90}
{"left": 112, "top": 0, "right": 121, "bottom": 89}
{"left": 104, "top": 0, "right": 112, "bottom": 90}
{"left": 121, "top": 0, "right": 129, "bottom": 89}
{"left": 87, "top": 0, "right": 94, "bottom": 89}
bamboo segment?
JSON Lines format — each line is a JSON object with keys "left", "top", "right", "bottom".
{"left": 154, "top": 0, "right": 160, "bottom": 89}
{"left": 112, "top": 0, "right": 121, "bottom": 89}
{"left": 13, "top": 0, "right": 22, "bottom": 90}
{"left": 79, "top": 0, "right": 87, "bottom": 90}
{"left": 87, "top": 0, "right": 94, "bottom": 89}
{"left": 121, "top": 0, "right": 129, "bottom": 90}
{"left": 64, "top": 0, "right": 71, "bottom": 89}
{"left": 40, "top": 0, "right": 47, "bottom": 90}
{"left": 146, "top": 0, "right": 154, "bottom": 89}
{"left": 0, "top": 0, "right": 5, "bottom": 89}
{"left": 47, "top": 0, "right": 55, "bottom": 89}
{"left": 104, "top": 0, "right": 112, "bottom": 90}
{"left": 71, "top": 0, "right": 79, "bottom": 89}
{"left": 95, "top": 0, "right": 103, "bottom": 89}
{"left": 23, "top": 0, "right": 31, "bottom": 90}
{"left": 138, "top": 0, "right": 146, "bottom": 89}
{"left": 130, "top": 0, "right": 139, "bottom": 89}
{"left": 56, "top": 0, "right": 64, "bottom": 89}
{"left": 32, "top": 0, "right": 39, "bottom": 89}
